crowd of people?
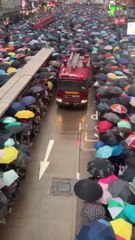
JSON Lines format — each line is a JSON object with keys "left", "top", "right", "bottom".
{"left": 1, "top": 2, "right": 135, "bottom": 239}
{"left": 73, "top": 4, "right": 135, "bottom": 240}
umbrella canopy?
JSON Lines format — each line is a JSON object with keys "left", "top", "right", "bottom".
{"left": 124, "top": 204, "right": 135, "bottom": 223}
{"left": 120, "top": 167, "right": 135, "bottom": 182}
{"left": 108, "top": 179, "right": 135, "bottom": 204}
{"left": 81, "top": 202, "right": 106, "bottom": 223}
{"left": 4, "top": 121, "right": 22, "bottom": 129}
{"left": 110, "top": 219, "right": 132, "bottom": 240}
{"left": 117, "top": 120, "right": 131, "bottom": 129}
{"left": 126, "top": 134, "right": 135, "bottom": 148}
{"left": 0, "top": 147, "right": 19, "bottom": 164}
{"left": 128, "top": 84, "right": 135, "bottom": 97}
{"left": 4, "top": 138, "right": 15, "bottom": 147}
{"left": 5, "top": 125, "right": 25, "bottom": 135}
{"left": 15, "top": 110, "right": 35, "bottom": 119}
{"left": 15, "top": 152, "right": 30, "bottom": 167}
{"left": 3, "top": 169, "right": 19, "bottom": 186}
{"left": 1, "top": 116, "right": 16, "bottom": 124}
{"left": 74, "top": 179, "right": 103, "bottom": 202}
{"left": 0, "top": 191, "right": 8, "bottom": 211}
{"left": 96, "top": 145, "right": 113, "bottom": 158}
{"left": 20, "top": 96, "right": 36, "bottom": 106}
{"left": 129, "top": 114, "right": 135, "bottom": 124}
{"left": 108, "top": 197, "right": 127, "bottom": 220}
{"left": 87, "top": 159, "right": 115, "bottom": 178}
{"left": 96, "top": 121, "right": 113, "bottom": 133}
{"left": 7, "top": 101, "right": 26, "bottom": 115}
{"left": 111, "top": 144, "right": 124, "bottom": 156}
{"left": 110, "top": 104, "right": 127, "bottom": 114}
{"left": 98, "top": 182, "right": 112, "bottom": 205}
{"left": 27, "top": 85, "right": 44, "bottom": 94}
{"left": 100, "top": 131, "right": 121, "bottom": 145}
{"left": 102, "top": 112, "right": 120, "bottom": 124}
{"left": 77, "top": 219, "right": 117, "bottom": 240}
{"left": 98, "top": 175, "right": 118, "bottom": 185}
{"left": 0, "top": 134, "right": 12, "bottom": 147}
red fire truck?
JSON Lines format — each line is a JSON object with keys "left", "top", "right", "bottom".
{"left": 56, "top": 53, "right": 91, "bottom": 107}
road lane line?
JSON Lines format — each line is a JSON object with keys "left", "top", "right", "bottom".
{"left": 84, "top": 132, "right": 98, "bottom": 142}
{"left": 43, "top": 139, "right": 54, "bottom": 162}
{"left": 39, "top": 139, "right": 54, "bottom": 180}
{"left": 77, "top": 172, "right": 80, "bottom": 180}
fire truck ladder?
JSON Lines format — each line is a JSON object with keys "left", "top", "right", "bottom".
{"left": 70, "top": 53, "right": 80, "bottom": 67}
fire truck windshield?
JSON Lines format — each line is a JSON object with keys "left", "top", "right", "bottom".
{"left": 58, "top": 80, "right": 88, "bottom": 91}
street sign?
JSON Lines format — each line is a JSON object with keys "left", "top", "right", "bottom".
{"left": 114, "top": 18, "right": 126, "bottom": 25}
{"left": 127, "top": 22, "right": 135, "bottom": 35}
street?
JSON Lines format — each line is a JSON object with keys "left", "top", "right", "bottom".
{"left": 0, "top": 88, "right": 97, "bottom": 240}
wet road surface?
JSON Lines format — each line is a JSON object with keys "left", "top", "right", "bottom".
{"left": 0, "top": 88, "right": 97, "bottom": 240}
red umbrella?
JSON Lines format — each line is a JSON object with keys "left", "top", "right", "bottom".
{"left": 110, "top": 104, "right": 127, "bottom": 114}
{"left": 126, "top": 134, "right": 135, "bottom": 148}
{"left": 96, "top": 120, "right": 113, "bottom": 133}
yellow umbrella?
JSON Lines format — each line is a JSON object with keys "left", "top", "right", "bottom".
{"left": 0, "top": 147, "right": 19, "bottom": 164}
{"left": 107, "top": 73, "right": 118, "bottom": 80}
{"left": 3, "top": 62, "right": 10, "bottom": 65}
{"left": 8, "top": 52, "right": 16, "bottom": 57}
{"left": 7, "top": 67, "right": 17, "bottom": 74}
{"left": 113, "top": 46, "right": 120, "bottom": 52}
{"left": 120, "top": 39, "right": 128, "bottom": 43}
{"left": 110, "top": 219, "right": 132, "bottom": 240}
{"left": 15, "top": 110, "right": 35, "bottom": 119}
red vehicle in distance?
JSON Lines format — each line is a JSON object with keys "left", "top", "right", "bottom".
{"left": 56, "top": 53, "right": 91, "bottom": 107}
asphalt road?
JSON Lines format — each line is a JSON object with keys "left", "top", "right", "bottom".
{"left": 0, "top": 88, "right": 98, "bottom": 240}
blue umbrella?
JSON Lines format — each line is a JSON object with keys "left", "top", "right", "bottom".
{"left": 77, "top": 219, "right": 116, "bottom": 240}
{"left": 117, "top": 59, "right": 128, "bottom": 65}
{"left": 96, "top": 145, "right": 113, "bottom": 159}
{"left": 7, "top": 101, "right": 26, "bottom": 116}
{"left": 111, "top": 144, "right": 124, "bottom": 156}
{"left": 20, "top": 96, "right": 36, "bottom": 106}
{"left": 0, "top": 69, "right": 6, "bottom": 75}
{"left": 95, "top": 141, "right": 105, "bottom": 150}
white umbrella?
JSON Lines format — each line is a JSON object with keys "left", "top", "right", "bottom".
{"left": 3, "top": 170, "right": 19, "bottom": 186}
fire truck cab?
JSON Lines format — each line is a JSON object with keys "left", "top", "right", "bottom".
{"left": 56, "top": 53, "right": 91, "bottom": 107}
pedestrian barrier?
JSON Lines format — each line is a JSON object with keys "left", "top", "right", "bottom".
{"left": 0, "top": 47, "right": 54, "bottom": 117}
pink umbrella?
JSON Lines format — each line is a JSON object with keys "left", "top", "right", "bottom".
{"left": 97, "top": 182, "right": 112, "bottom": 205}
{"left": 98, "top": 175, "right": 118, "bottom": 185}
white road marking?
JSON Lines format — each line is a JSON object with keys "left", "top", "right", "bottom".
{"left": 77, "top": 172, "right": 80, "bottom": 180}
{"left": 79, "top": 122, "right": 82, "bottom": 131}
{"left": 91, "top": 111, "right": 99, "bottom": 120}
{"left": 84, "top": 132, "right": 98, "bottom": 142}
{"left": 39, "top": 139, "right": 54, "bottom": 180}
{"left": 80, "top": 148, "right": 96, "bottom": 152}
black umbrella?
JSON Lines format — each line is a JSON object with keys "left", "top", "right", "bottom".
{"left": 118, "top": 96, "right": 130, "bottom": 108}
{"left": 99, "top": 130, "right": 121, "bottom": 145}
{"left": 107, "top": 86, "right": 122, "bottom": 95}
{"left": 27, "top": 85, "right": 44, "bottom": 94}
{"left": 74, "top": 179, "right": 103, "bottom": 202}
{"left": 38, "top": 72, "right": 53, "bottom": 79}
{"left": 0, "top": 191, "right": 8, "bottom": 211}
{"left": 128, "top": 84, "right": 135, "bottom": 97}
{"left": 120, "top": 167, "right": 135, "bottom": 182}
{"left": 15, "top": 152, "right": 31, "bottom": 167}
{"left": 108, "top": 179, "right": 135, "bottom": 204}
{"left": 87, "top": 159, "right": 115, "bottom": 178}
{"left": 81, "top": 202, "right": 106, "bottom": 223}
{"left": 102, "top": 112, "right": 120, "bottom": 123}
